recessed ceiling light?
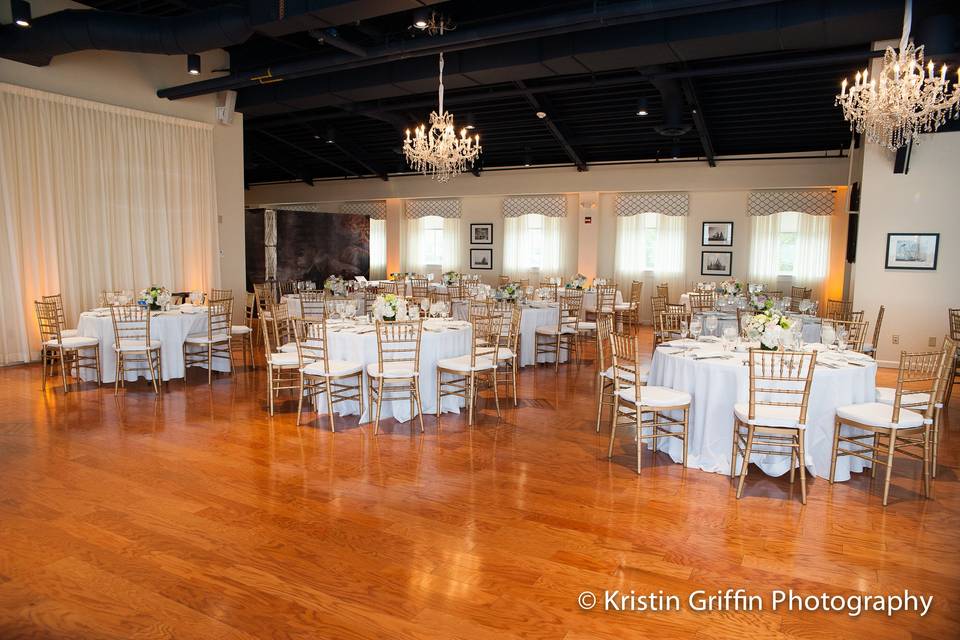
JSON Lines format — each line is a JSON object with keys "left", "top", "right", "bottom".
{"left": 636, "top": 97, "right": 649, "bottom": 116}
{"left": 412, "top": 8, "right": 429, "bottom": 29}
{"left": 12, "top": 0, "right": 31, "bottom": 27}
{"left": 187, "top": 53, "right": 201, "bottom": 75}
{"left": 535, "top": 111, "right": 547, "bottom": 119}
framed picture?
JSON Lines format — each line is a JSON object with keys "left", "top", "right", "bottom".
{"left": 470, "top": 223, "right": 493, "bottom": 244}
{"left": 701, "top": 251, "right": 732, "bottom": 276}
{"left": 470, "top": 248, "right": 493, "bottom": 270}
{"left": 885, "top": 233, "right": 939, "bottom": 270}
{"left": 702, "top": 221, "right": 733, "bottom": 246}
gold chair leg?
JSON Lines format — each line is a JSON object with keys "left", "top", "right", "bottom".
{"left": 797, "top": 431, "right": 807, "bottom": 505}
{"left": 681, "top": 408, "right": 689, "bottom": 467}
{"left": 829, "top": 418, "right": 841, "bottom": 483}
{"left": 594, "top": 375, "right": 604, "bottom": 433}
{"left": 491, "top": 370, "right": 501, "bottom": 418}
{"left": 373, "top": 378, "right": 384, "bottom": 435}
{"left": 436, "top": 370, "right": 442, "bottom": 419}
{"left": 882, "top": 431, "right": 897, "bottom": 506}
{"left": 736, "top": 427, "right": 755, "bottom": 499}
{"left": 59, "top": 349, "right": 69, "bottom": 393}
{"left": 730, "top": 421, "right": 740, "bottom": 478}
{"left": 607, "top": 396, "right": 620, "bottom": 459}
{"left": 922, "top": 425, "right": 931, "bottom": 499}
{"left": 870, "top": 433, "right": 880, "bottom": 478}
{"left": 414, "top": 378, "right": 425, "bottom": 433}
{"left": 296, "top": 373, "right": 305, "bottom": 426}
{"left": 268, "top": 365, "right": 275, "bottom": 416}
{"left": 325, "top": 378, "right": 336, "bottom": 432}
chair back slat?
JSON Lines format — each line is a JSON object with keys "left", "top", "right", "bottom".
{"left": 375, "top": 320, "right": 423, "bottom": 372}
{"left": 110, "top": 304, "right": 152, "bottom": 347}
{"left": 825, "top": 298, "right": 854, "bottom": 321}
{"left": 610, "top": 332, "right": 644, "bottom": 402}
{"left": 745, "top": 349, "right": 817, "bottom": 423}
{"left": 206, "top": 297, "right": 232, "bottom": 340}
{"left": 891, "top": 350, "right": 943, "bottom": 422}
{"left": 35, "top": 300, "right": 62, "bottom": 344}
{"left": 558, "top": 289, "right": 582, "bottom": 333}
{"left": 688, "top": 292, "right": 716, "bottom": 313}
{"left": 822, "top": 318, "right": 869, "bottom": 351}
{"left": 299, "top": 290, "right": 326, "bottom": 319}
{"left": 293, "top": 317, "right": 329, "bottom": 371}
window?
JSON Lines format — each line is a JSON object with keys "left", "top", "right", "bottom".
{"left": 748, "top": 210, "right": 830, "bottom": 291}
{"left": 614, "top": 212, "right": 685, "bottom": 277}
{"left": 503, "top": 213, "right": 564, "bottom": 275}
{"left": 369, "top": 217, "right": 386, "bottom": 279}
{"left": 420, "top": 215, "right": 445, "bottom": 266}
{"left": 776, "top": 211, "right": 800, "bottom": 275}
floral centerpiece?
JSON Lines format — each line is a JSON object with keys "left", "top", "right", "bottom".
{"left": 496, "top": 282, "right": 519, "bottom": 300}
{"left": 138, "top": 286, "right": 171, "bottom": 311}
{"left": 749, "top": 293, "right": 775, "bottom": 312}
{"left": 746, "top": 308, "right": 793, "bottom": 350}
{"left": 372, "top": 293, "right": 410, "bottom": 321}
{"left": 324, "top": 275, "right": 347, "bottom": 297}
{"left": 442, "top": 271, "right": 460, "bottom": 285}
{"left": 389, "top": 272, "right": 412, "bottom": 281}
{"left": 566, "top": 274, "right": 588, "bottom": 290}
{"left": 718, "top": 278, "right": 743, "bottom": 296}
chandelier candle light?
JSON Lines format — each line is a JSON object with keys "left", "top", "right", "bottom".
{"left": 836, "top": 0, "right": 960, "bottom": 151}
{"left": 403, "top": 53, "right": 482, "bottom": 182}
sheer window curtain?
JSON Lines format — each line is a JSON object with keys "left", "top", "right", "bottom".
{"left": 614, "top": 212, "right": 686, "bottom": 322}
{"left": 0, "top": 83, "right": 219, "bottom": 364}
{"left": 369, "top": 218, "right": 387, "bottom": 280}
{"left": 502, "top": 214, "right": 565, "bottom": 279}
{"left": 748, "top": 211, "right": 831, "bottom": 302}
{"left": 403, "top": 216, "right": 461, "bottom": 274}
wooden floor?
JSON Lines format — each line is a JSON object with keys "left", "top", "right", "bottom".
{"left": 1, "top": 328, "right": 958, "bottom": 639}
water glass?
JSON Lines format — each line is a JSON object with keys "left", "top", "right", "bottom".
{"left": 704, "top": 315, "right": 718, "bottom": 337}
{"left": 680, "top": 319, "right": 689, "bottom": 340}
{"left": 690, "top": 319, "right": 703, "bottom": 341}
{"left": 836, "top": 327, "right": 849, "bottom": 352}
{"left": 722, "top": 326, "right": 737, "bottom": 351}
{"left": 821, "top": 324, "right": 836, "bottom": 349}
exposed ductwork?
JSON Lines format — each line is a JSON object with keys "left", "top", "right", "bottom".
{"left": 648, "top": 72, "right": 692, "bottom": 138}
{"left": 0, "top": 6, "right": 254, "bottom": 67}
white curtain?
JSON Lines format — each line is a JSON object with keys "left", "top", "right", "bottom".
{"left": 503, "top": 214, "right": 565, "bottom": 278}
{"left": 614, "top": 212, "right": 686, "bottom": 321}
{"left": 748, "top": 211, "right": 830, "bottom": 302}
{"left": 369, "top": 218, "right": 386, "bottom": 280}
{"left": 0, "top": 83, "right": 219, "bottom": 365}
{"left": 403, "top": 216, "right": 461, "bottom": 274}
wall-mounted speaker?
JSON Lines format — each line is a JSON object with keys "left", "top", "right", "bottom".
{"left": 846, "top": 213, "right": 859, "bottom": 263}
{"left": 849, "top": 181, "right": 860, "bottom": 212}
{"left": 893, "top": 141, "right": 912, "bottom": 174}
{"left": 216, "top": 90, "right": 237, "bottom": 125}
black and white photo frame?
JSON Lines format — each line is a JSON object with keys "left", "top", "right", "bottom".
{"left": 702, "top": 221, "right": 733, "bottom": 246}
{"left": 701, "top": 251, "right": 732, "bottom": 276}
{"left": 470, "top": 248, "right": 494, "bottom": 270}
{"left": 470, "top": 223, "right": 493, "bottom": 244}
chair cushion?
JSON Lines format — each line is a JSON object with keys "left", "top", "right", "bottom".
{"left": 438, "top": 354, "right": 496, "bottom": 373}
{"left": 302, "top": 359, "right": 364, "bottom": 377}
{"left": 231, "top": 325, "right": 252, "bottom": 335}
{"left": 266, "top": 351, "right": 301, "bottom": 367}
{"left": 734, "top": 402, "right": 804, "bottom": 429}
{"left": 875, "top": 386, "right": 937, "bottom": 409}
{"left": 577, "top": 321, "right": 597, "bottom": 331}
{"left": 614, "top": 303, "right": 631, "bottom": 311}
{"left": 536, "top": 325, "right": 577, "bottom": 335}
{"left": 836, "top": 402, "right": 926, "bottom": 429}
{"left": 44, "top": 335, "right": 99, "bottom": 349}
{"left": 113, "top": 339, "right": 161, "bottom": 352}
{"left": 61, "top": 328, "right": 79, "bottom": 338}
{"left": 184, "top": 333, "right": 230, "bottom": 345}
{"left": 367, "top": 361, "right": 419, "bottom": 378}
{"left": 617, "top": 385, "right": 691, "bottom": 407}
{"left": 602, "top": 366, "right": 648, "bottom": 383}
{"left": 862, "top": 343, "right": 874, "bottom": 354}
{"left": 279, "top": 341, "right": 298, "bottom": 354}
{"left": 477, "top": 346, "right": 515, "bottom": 361}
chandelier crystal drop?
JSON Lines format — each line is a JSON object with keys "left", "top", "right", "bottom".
{"left": 836, "top": 0, "right": 960, "bottom": 151}
{"left": 403, "top": 52, "right": 482, "bottom": 182}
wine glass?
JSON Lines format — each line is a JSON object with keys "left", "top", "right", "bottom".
{"left": 344, "top": 300, "right": 356, "bottom": 321}
{"left": 821, "top": 324, "right": 836, "bottom": 349}
{"left": 836, "top": 326, "right": 849, "bottom": 352}
{"left": 704, "top": 315, "right": 718, "bottom": 338}
{"left": 680, "top": 319, "right": 689, "bottom": 341}
{"left": 420, "top": 298, "right": 430, "bottom": 315}
{"left": 690, "top": 319, "right": 703, "bottom": 341}
{"left": 722, "top": 326, "right": 738, "bottom": 351}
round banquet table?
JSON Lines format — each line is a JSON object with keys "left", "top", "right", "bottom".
{"left": 76, "top": 307, "right": 231, "bottom": 383}
{"left": 647, "top": 339, "right": 877, "bottom": 481}
{"left": 516, "top": 302, "right": 571, "bottom": 367}
{"left": 559, "top": 288, "right": 623, "bottom": 311}
{"left": 283, "top": 293, "right": 363, "bottom": 318}
{"left": 317, "top": 318, "right": 472, "bottom": 423}
{"left": 694, "top": 312, "right": 822, "bottom": 344}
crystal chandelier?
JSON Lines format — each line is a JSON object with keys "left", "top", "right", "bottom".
{"left": 403, "top": 53, "right": 481, "bottom": 182}
{"left": 836, "top": 0, "right": 960, "bottom": 151}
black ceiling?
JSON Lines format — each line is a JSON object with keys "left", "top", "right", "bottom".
{"left": 68, "top": 0, "right": 960, "bottom": 185}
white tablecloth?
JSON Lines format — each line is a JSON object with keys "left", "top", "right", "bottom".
{"left": 647, "top": 340, "right": 877, "bottom": 480}
{"left": 76, "top": 308, "right": 231, "bottom": 383}
{"left": 319, "top": 319, "right": 472, "bottom": 423}
{"left": 283, "top": 293, "right": 363, "bottom": 318}
{"left": 517, "top": 303, "right": 571, "bottom": 367}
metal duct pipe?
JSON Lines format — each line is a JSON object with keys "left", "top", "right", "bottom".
{"left": 0, "top": 6, "right": 253, "bottom": 67}
{"left": 648, "top": 73, "right": 692, "bottom": 137}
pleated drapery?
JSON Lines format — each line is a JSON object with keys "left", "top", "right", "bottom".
{"left": 0, "top": 83, "right": 220, "bottom": 364}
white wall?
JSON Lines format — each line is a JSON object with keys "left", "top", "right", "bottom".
{"left": 854, "top": 131, "right": 960, "bottom": 366}
{"left": 0, "top": 0, "right": 246, "bottom": 305}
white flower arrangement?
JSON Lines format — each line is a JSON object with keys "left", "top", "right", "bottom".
{"left": 442, "top": 271, "right": 460, "bottom": 285}
{"left": 497, "top": 283, "right": 519, "bottom": 299}
{"left": 324, "top": 275, "right": 346, "bottom": 296}
{"left": 746, "top": 309, "right": 793, "bottom": 350}
{"left": 718, "top": 278, "right": 743, "bottom": 296}
{"left": 566, "top": 274, "right": 588, "bottom": 289}
{"left": 139, "top": 286, "right": 172, "bottom": 309}
{"left": 371, "top": 293, "right": 410, "bottom": 321}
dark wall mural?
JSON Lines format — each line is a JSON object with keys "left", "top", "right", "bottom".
{"left": 275, "top": 210, "right": 370, "bottom": 283}
{"left": 244, "top": 209, "right": 265, "bottom": 292}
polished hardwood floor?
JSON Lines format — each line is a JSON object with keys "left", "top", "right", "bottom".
{"left": 1, "top": 329, "right": 958, "bottom": 639}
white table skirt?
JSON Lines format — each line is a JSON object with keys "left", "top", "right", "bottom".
{"left": 318, "top": 320, "right": 472, "bottom": 423}
{"left": 647, "top": 340, "right": 877, "bottom": 480}
{"left": 76, "top": 309, "right": 231, "bottom": 383}
{"left": 517, "top": 304, "right": 571, "bottom": 367}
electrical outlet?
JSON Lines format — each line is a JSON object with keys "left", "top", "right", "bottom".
{"left": 892, "top": 335, "right": 900, "bottom": 344}
{"left": 929, "top": 337, "right": 937, "bottom": 347}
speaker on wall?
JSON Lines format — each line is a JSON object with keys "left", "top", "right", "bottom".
{"left": 846, "top": 213, "right": 859, "bottom": 263}
{"left": 216, "top": 90, "right": 237, "bottom": 125}
{"left": 849, "top": 181, "right": 860, "bottom": 212}
{"left": 893, "top": 141, "right": 912, "bottom": 174}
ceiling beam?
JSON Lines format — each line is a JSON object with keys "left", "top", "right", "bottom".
{"left": 331, "top": 140, "right": 389, "bottom": 181}
{"left": 514, "top": 81, "right": 587, "bottom": 171}
{"left": 247, "top": 148, "right": 313, "bottom": 186}
{"left": 250, "top": 129, "right": 360, "bottom": 177}
{"left": 680, "top": 78, "right": 716, "bottom": 167}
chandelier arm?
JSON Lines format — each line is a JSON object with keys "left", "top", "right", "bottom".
{"left": 900, "top": 0, "right": 912, "bottom": 54}
{"left": 438, "top": 52, "right": 444, "bottom": 115}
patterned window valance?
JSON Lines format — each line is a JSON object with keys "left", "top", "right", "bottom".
{"left": 405, "top": 198, "right": 462, "bottom": 219}
{"left": 616, "top": 192, "right": 689, "bottom": 217}
{"left": 341, "top": 200, "right": 386, "bottom": 219}
{"left": 502, "top": 195, "right": 567, "bottom": 218}
{"left": 748, "top": 190, "right": 835, "bottom": 216}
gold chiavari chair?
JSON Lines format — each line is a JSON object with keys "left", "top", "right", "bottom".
{"left": 875, "top": 338, "right": 955, "bottom": 479}
{"left": 410, "top": 278, "right": 430, "bottom": 299}
{"left": 210, "top": 288, "right": 231, "bottom": 300}
{"left": 299, "top": 290, "right": 326, "bottom": 320}
{"left": 594, "top": 313, "right": 617, "bottom": 432}
{"left": 98, "top": 289, "right": 124, "bottom": 307}
{"left": 688, "top": 292, "right": 716, "bottom": 314}
{"left": 267, "top": 302, "right": 296, "bottom": 354}
{"left": 849, "top": 310, "right": 864, "bottom": 324}
{"left": 579, "top": 285, "right": 615, "bottom": 357}
{"left": 227, "top": 292, "right": 255, "bottom": 368}
{"left": 279, "top": 280, "right": 297, "bottom": 296}
{"left": 621, "top": 281, "right": 643, "bottom": 332}
{"left": 35, "top": 300, "right": 100, "bottom": 393}
{"left": 259, "top": 309, "right": 302, "bottom": 416}
{"left": 183, "top": 297, "right": 232, "bottom": 385}
{"left": 825, "top": 298, "right": 853, "bottom": 321}
{"left": 380, "top": 281, "right": 401, "bottom": 296}
{"left": 822, "top": 318, "right": 869, "bottom": 352}
{"left": 361, "top": 286, "right": 381, "bottom": 316}
{"left": 518, "top": 278, "right": 530, "bottom": 288}
{"left": 110, "top": 304, "right": 162, "bottom": 395}
{"left": 485, "top": 304, "right": 522, "bottom": 406}
{"left": 608, "top": 332, "right": 690, "bottom": 473}
{"left": 368, "top": 319, "right": 425, "bottom": 434}
{"left": 831, "top": 349, "right": 943, "bottom": 505}
{"left": 253, "top": 282, "right": 274, "bottom": 308}
{"left": 665, "top": 302, "right": 687, "bottom": 314}
{"left": 731, "top": 349, "right": 817, "bottom": 504}
{"left": 862, "top": 305, "right": 885, "bottom": 356}
{"left": 541, "top": 282, "right": 559, "bottom": 302}
{"left": 437, "top": 314, "right": 502, "bottom": 425}
{"left": 41, "top": 294, "right": 79, "bottom": 338}
{"left": 656, "top": 310, "right": 692, "bottom": 346}
{"left": 790, "top": 286, "right": 811, "bottom": 300}
{"left": 498, "top": 275, "right": 510, "bottom": 286}
{"left": 765, "top": 290, "right": 784, "bottom": 301}
{"left": 735, "top": 307, "right": 751, "bottom": 338}
{"left": 535, "top": 288, "right": 582, "bottom": 371}
{"left": 655, "top": 283, "right": 669, "bottom": 301}
{"left": 292, "top": 317, "right": 364, "bottom": 431}
{"left": 947, "top": 309, "right": 960, "bottom": 404}
{"left": 468, "top": 299, "right": 494, "bottom": 321}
